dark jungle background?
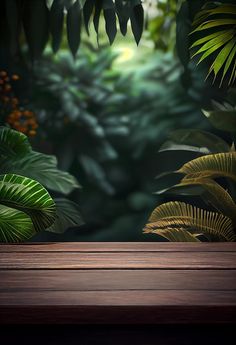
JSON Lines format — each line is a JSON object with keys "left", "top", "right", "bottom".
{"left": 1, "top": 0, "right": 235, "bottom": 242}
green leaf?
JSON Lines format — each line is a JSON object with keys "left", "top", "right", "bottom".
{"left": 221, "top": 39, "right": 236, "bottom": 86}
{"left": 22, "top": 0, "right": 49, "bottom": 59}
{"left": 210, "top": 37, "right": 236, "bottom": 81}
{"left": 159, "top": 129, "right": 230, "bottom": 154}
{"left": 202, "top": 109, "right": 236, "bottom": 132}
{"left": 0, "top": 126, "right": 31, "bottom": 158}
{"left": 67, "top": 0, "right": 82, "bottom": 57}
{"left": 115, "top": 0, "right": 129, "bottom": 36}
{"left": 0, "top": 174, "right": 56, "bottom": 232}
{"left": 0, "top": 205, "right": 35, "bottom": 243}
{"left": 130, "top": 2, "right": 144, "bottom": 45}
{"left": 50, "top": 0, "right": 65, "bottom": 53}
{"left": 190, "top": 30, "right": 229, "bottom": 49}
{"left": 191, "top": 31, "right": 233, "bottom": 59}
{"left": 192, "top": 19, "right": 236, "bottom": 33}
{"left": 46, "top": 198, "right": 84, "bottom": 233}
{"left": 1, "top": 152, "right": 80, "bottom": 195}
{"left": 83, "top": 0, "right": 95, "bottom": 35}
{"left": 93, "top": 0, "right": 102, "bottom": 34}
{"left": 103, "top": 0, "right": 117, "bottom": 44}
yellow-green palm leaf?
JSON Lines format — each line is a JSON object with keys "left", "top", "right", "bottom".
{"left": 178, "top": 152, "right": 236, "bottom": 181}
{"left": 191, "top": 3, "right": 236, "bottom": 86}
{"left": 144, "top": 201, "right": 235, "bottom": 242}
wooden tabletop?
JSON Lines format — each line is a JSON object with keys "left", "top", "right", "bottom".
{"left": 0, "top": 242, "right": 236, "bottom": 324}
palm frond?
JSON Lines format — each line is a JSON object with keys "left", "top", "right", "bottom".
{"left": 144, "top": 201, "right": 235, "bottom": 242}
{"left": 144, "top": 226, "right": 200, "bottom": 242}
{"left": 178, "top": 152, "right": 236, "bottom": 182}
{"left": 191, "top": 3, "right": 236, "bottom": 86}
{"left": 169, "top": 178, "right": 236, "bottom": 223}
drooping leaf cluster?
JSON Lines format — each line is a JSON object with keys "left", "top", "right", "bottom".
{"left": 1, "top": 0, "right": 144, "bottom": 59}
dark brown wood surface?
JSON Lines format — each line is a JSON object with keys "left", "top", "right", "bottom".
{"left": 0, "top": 242, "right": 235, "bottom": 324}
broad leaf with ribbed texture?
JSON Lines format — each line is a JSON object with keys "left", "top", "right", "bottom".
{"left": 0, "top": 126, "right": 31, "bottom": 157}
{"left": 0, "top": 205, "right": 35, "bottom": 243}
{"left": 144, "top": 201, "right": 235, "bottom": 242}
{"left": 0, "top": 174, "right": 56, "bottom": 232}
{"left": 1, "top": 152, "right": 80, "bottom": 195}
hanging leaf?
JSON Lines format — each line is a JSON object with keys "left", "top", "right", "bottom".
{"left": 5, "top": 0, "right": 20, "bottom": 56}
{"left": 93, "top": 0, "right": 102, "bottom": 34}
{"left": 50, "top": 0, "right": 65, "bottom": 53}
{"left": 0, "top": 174, "right": 56, "bottom": 232}
{"left": 22, "top": 0, "right": 49, "bottom": 59}
{"left": 0, "top": 205, "right": 35, "bottom": 243}
{"left": 115, "top": 0, "right": 129, "bottom": 36}
{"left": 130, "top": 0, "right": 144, "bottom": 45}
{"left": 67, "top": 0, "right": 82, "bottom": 57}
{"left": 103, "top": 0, "right": 117, "bottom": 44}
{"left": 83, "top": 0, "right": 95, "bottom": 35}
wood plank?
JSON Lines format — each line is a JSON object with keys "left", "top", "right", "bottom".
{"left": 1, "top": 242, "right": 236, "bottom": 252}
{"left": 1, "top": 305, "right": 235, "bottom": 324}
{"left": 1, "top": 251, "right": 236, "bottom": 269}
{"left": 1, "top": 270, "right": 236, "bottom": 291}
{"left": 0, "top": 291, "right": 235, "bottom": 324}
{"left": 1, "top": 290, "right": 235, "bottom": 306}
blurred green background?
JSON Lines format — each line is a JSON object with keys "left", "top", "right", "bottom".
{"left": 0, "top": 0, "right": 230, "bottom": 241}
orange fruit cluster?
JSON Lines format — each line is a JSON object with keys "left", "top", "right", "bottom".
{"left": 0, "top": 70, "right": 38, "bottom": 137}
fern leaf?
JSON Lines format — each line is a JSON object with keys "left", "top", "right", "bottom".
{"left": 178, "top": 152, "right": 236, "bottom": 182}
{"left": 144, "top": 201, "right": 235, "bottom": 242}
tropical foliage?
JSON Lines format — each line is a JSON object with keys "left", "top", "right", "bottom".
{"left": 0, "top": 126, "right": 83, "bottom": 242}
{"left": 144, "top": 111, "right": 236, "bottom": 242}
{"left": 1, "top": 0, "right": 144, "bottom": 59}
{"left": 190, "top": 2, "right": 236, "bottom": 87}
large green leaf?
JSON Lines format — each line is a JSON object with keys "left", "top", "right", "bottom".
{"left": 46, "top": 198, "right": 84, "bottom": 233}
{"left": 0, "top": 174, "right": 56, "bottom": 232}
{"left": 0, "top": 205, "right": 35, "bottom": 243}
{"left": 0, "top": 126, "right": 31, "bottom": 157}
{"left": 202, "top": 107, "right": 236, "bottom": 133}
{"left": 159, "top": 129, "right": 230, "bottom": 154}
{"left": 1, "top": 152, "right": 80, "bottom": 195}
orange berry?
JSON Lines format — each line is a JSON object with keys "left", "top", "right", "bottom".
{"left": 11, "top": 74, "right": 20, "bottom": 81}
{"left": 28, "top": 130, "right": 36, "bottom": 137}
{"left": 0, "top": 71, "right": 7, "bottom": 77}
{"left": 4, "top": 84, "right": 11, "bottom": 92}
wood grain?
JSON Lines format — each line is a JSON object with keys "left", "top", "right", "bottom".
{"left": 0, "top": 251, "right": 236, "bottom": 269}
{"left": 1, "top": 270, "right": 235, "bottom": 290}
{"left": 0, "top": 243, "right": 235, "bottom": 324}
{"left": 1, "top": 242, "right": 235, "bottom": 252}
